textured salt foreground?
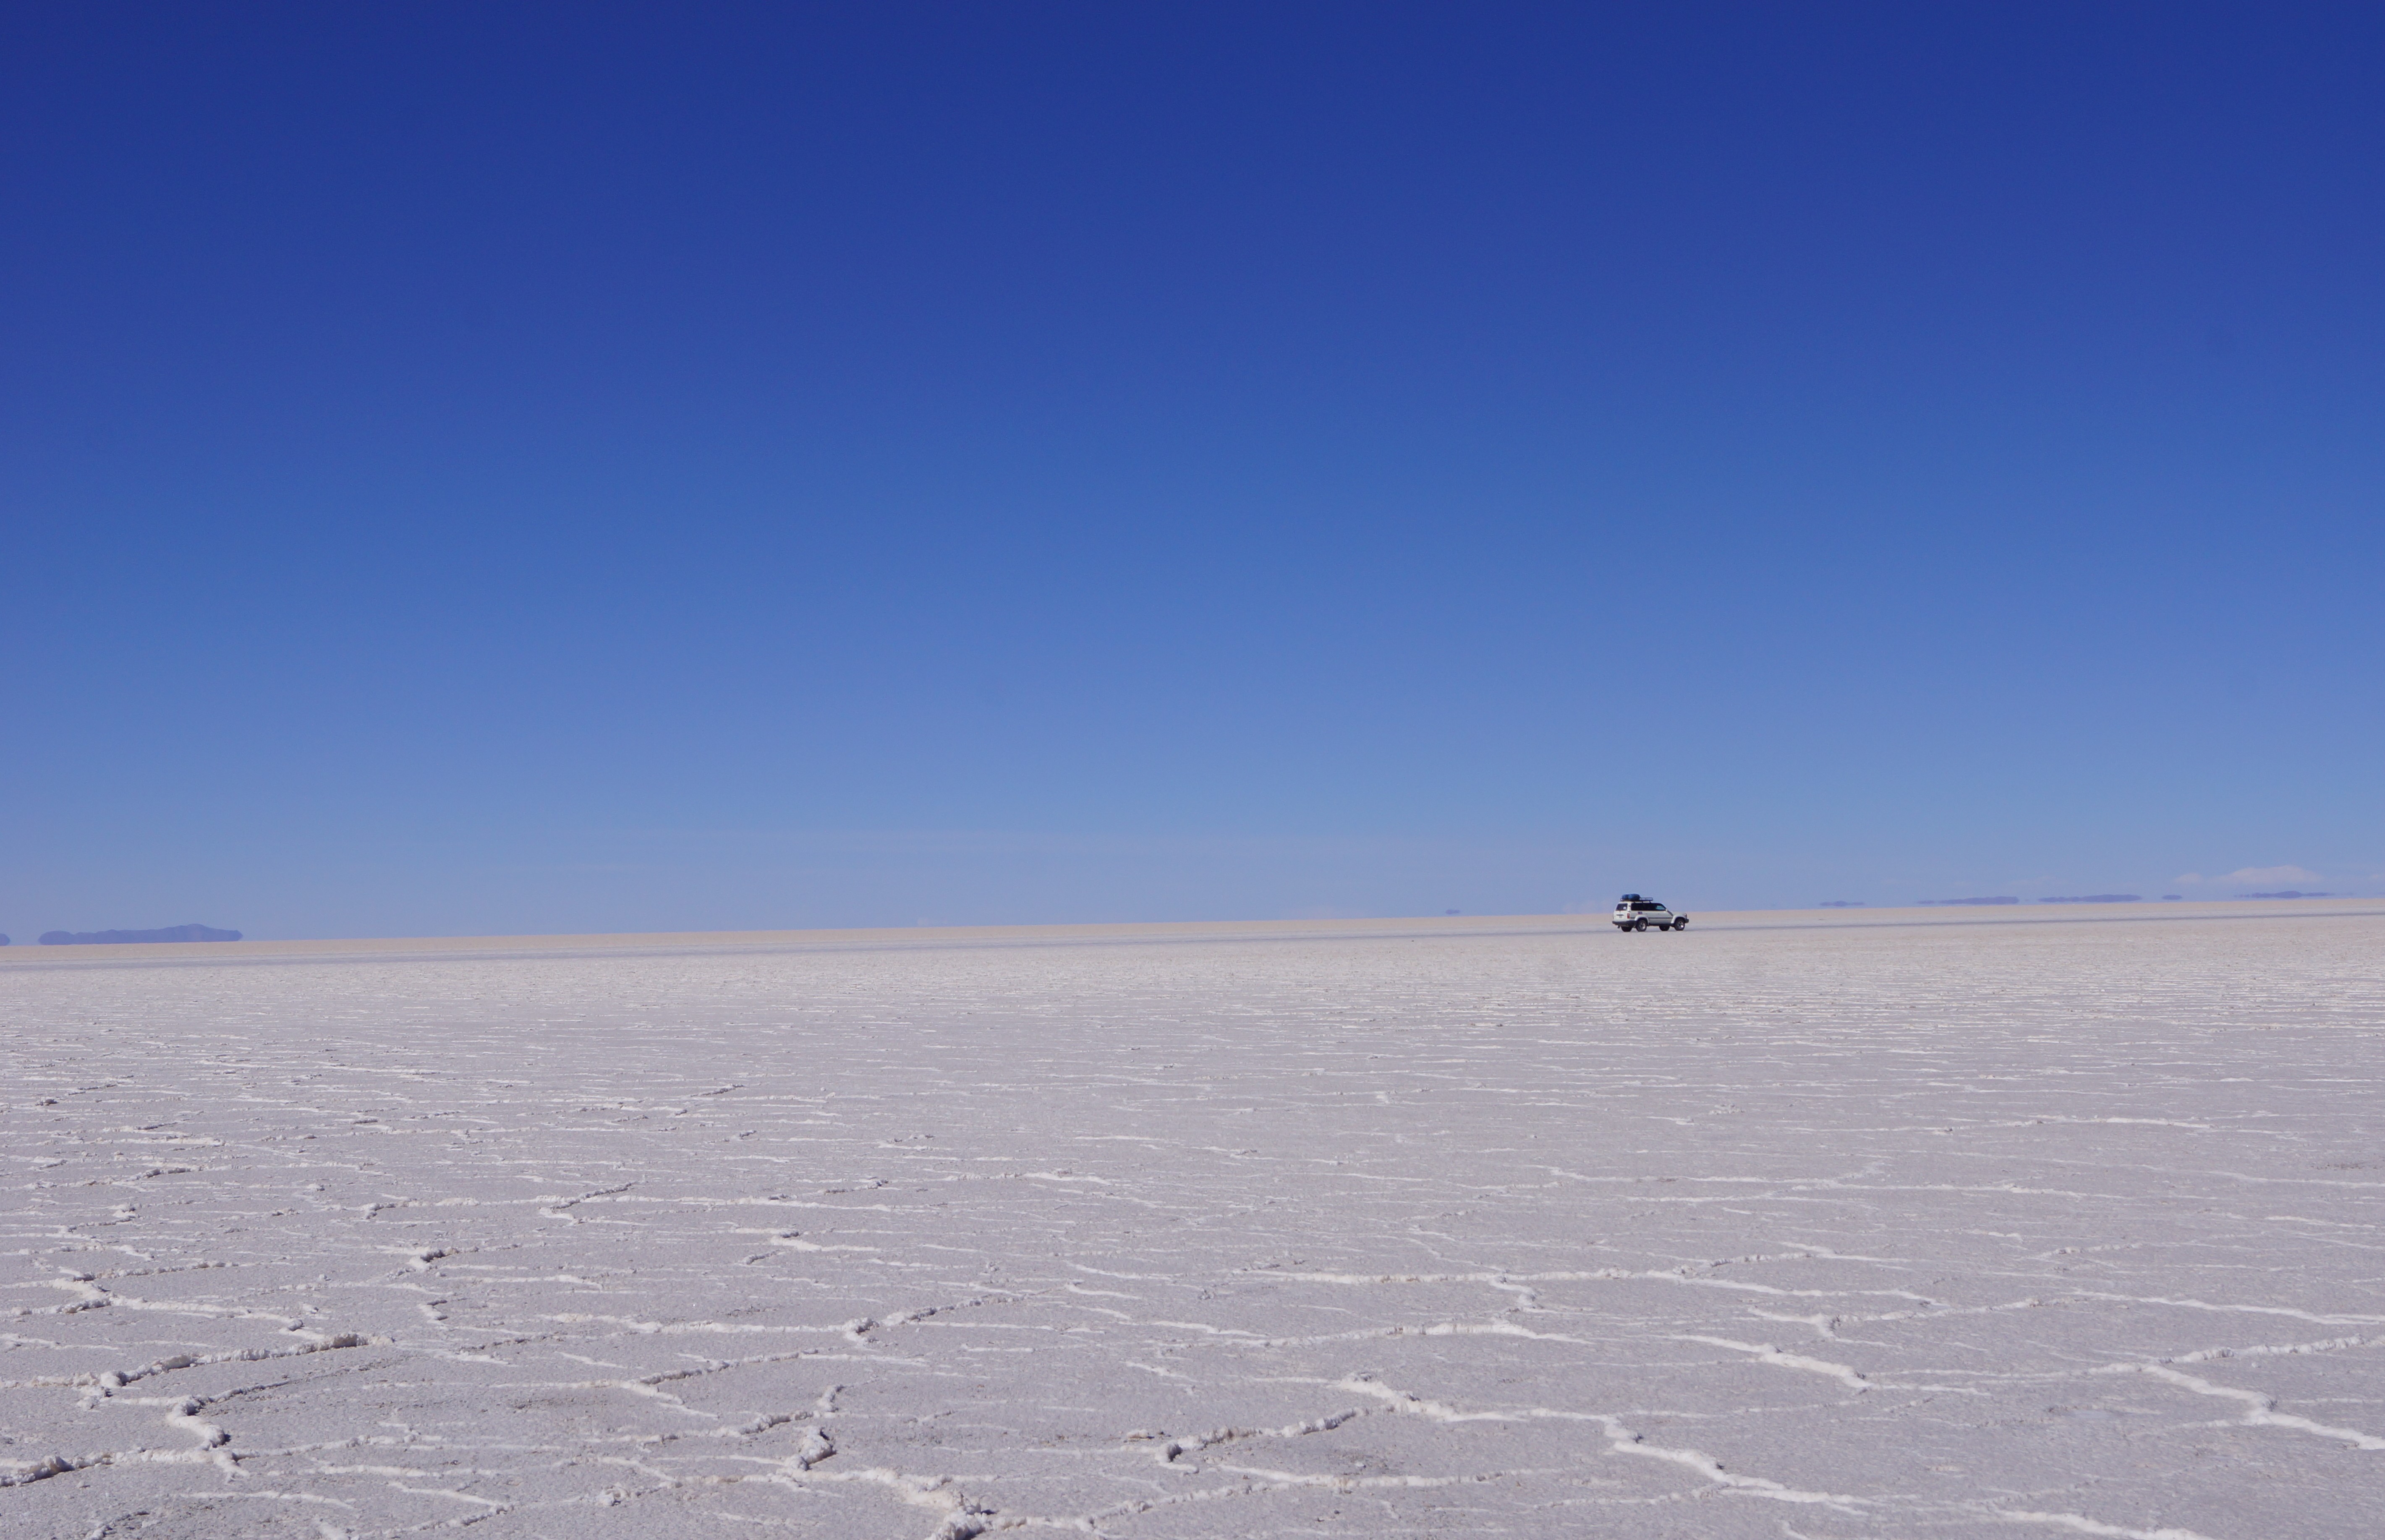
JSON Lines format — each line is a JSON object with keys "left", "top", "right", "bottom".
{"left": 5, "top": 907, "right": 2383, "bottom": 1538}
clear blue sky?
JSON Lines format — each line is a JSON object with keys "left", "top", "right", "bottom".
{"left": 5, "top": 3, "right": 2380, "bottom": 939}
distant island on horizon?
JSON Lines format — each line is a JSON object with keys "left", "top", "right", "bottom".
{"left": 37, "top": 924, "right": 243, "bottom": 945}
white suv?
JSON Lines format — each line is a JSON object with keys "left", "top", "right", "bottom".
{"left": 1613, "top": 894, "right": 1687, "bottom": 932}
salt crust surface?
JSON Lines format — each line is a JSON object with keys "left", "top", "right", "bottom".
{"left": 5, "top": 911, "right": 2383, "bottom": 1537}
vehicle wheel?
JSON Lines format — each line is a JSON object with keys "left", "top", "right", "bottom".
{"left": 1632, "top": 919, "right": 1647, "bottom": 931}
{"left": 1674, "top": 919, "right": 1688, "bottom": 929}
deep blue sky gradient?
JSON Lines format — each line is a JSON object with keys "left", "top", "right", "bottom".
{"left": 5, "top": 3, "right": 2380, "bottom": 937}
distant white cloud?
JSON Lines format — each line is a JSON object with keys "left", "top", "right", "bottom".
{"left": 2172, "top": 864, "right": 2325, "bottom": 890}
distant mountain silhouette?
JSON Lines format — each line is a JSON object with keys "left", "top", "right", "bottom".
{"left": 37, "top": 924, "right": 242, "bottom": 945}
{"left": 2039, "top": 894, "right": 2142, "bottom": 903}
{"left": 1817, "top": 901, "right": 1864, "bottom": 908}
{"left": 1917, "top": 896, "right": 2018, "bottom": 906}
{"left": 2237, "top": 890, "right": 2328, "bottom": 900}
